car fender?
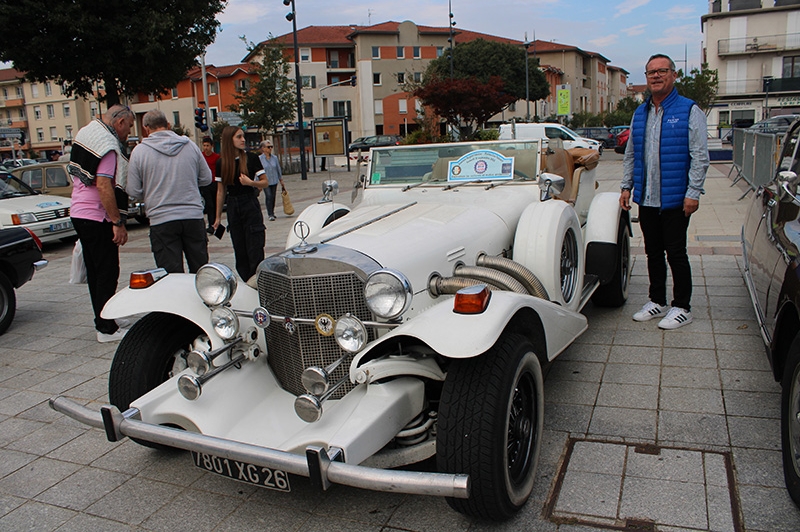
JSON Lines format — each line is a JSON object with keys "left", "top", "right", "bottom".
{"left": 101, "top": 273, "right": 260, "bottom": 347}
{"left": 285, "top": 201, "right": 351, "bottom": 249}
{"left": 513, "top": 199, "right": 584, "bottom": 310}
{"left": 584, "top": 192, "right": 628, "bottom": 283}
{"left": 351, "top": 291, "right": 587, "bottom": 383}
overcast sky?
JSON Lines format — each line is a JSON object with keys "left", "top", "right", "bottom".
{"left": 205, "top": 0, "right": 707, "bottom": 85}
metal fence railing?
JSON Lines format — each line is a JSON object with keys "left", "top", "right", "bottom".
{"left": 730, "top": 129, "right": 779, "bottom": 198}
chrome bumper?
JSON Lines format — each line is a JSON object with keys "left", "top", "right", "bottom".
{"left": 49, "top": 396, "right": 470, "bottom": 499}
{"left": 33, "top": 259, "right": 48, "bottom": 271}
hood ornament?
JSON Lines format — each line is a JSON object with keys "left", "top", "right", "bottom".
{"left": 292, "top": 221, "right": 317, "bottom": 254}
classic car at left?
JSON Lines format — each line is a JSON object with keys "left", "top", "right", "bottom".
{"left": 0, "top": 170, "right": 75, "bottom": 243}
{"left": 51, "top": 138, "right": 630, "bottom": 520}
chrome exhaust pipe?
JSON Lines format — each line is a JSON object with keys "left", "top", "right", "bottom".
{"left": 178, "top": 353, "right": 246, "bottom": 400}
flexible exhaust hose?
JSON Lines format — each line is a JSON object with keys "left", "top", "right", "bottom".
{"left": 429, "top": 276, "right": 490, "bottom": 297}
{"left": 453, "top": 265, "right": 528, "bottom": 295}
{"left": 476, "top": 253, "right": 549, "bottom": 300}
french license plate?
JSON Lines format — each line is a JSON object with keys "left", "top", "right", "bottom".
{"left": 190, "top": 451, "right": 291, "bottom": 492}
{"left": 46, "top": 221, "right": 72, "bottom": 233}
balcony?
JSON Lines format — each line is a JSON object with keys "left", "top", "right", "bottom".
{"left": 716, "top": 76, "right": 800, "bottom": 96}
{"left": 718, "top": 33, "right": 800, "bottom": 55}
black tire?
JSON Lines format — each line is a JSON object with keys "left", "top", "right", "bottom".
{"left": 0, "top": 272, "right": 16, "bottom": 335}
{"left": 591, "top": 215, "right": 631, "bottom": 308}
{"left": 781, "top": 335, "right": 800, "bottom": 507}
{"left": 109, "top": 312, "right": 203, "bottom": 448}
{"left": 437, "top": 333, "right": 544, "bottom": 520}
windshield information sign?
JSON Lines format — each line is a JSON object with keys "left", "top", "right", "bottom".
{"left": 448, "top": 150, "right": 515, "bottom": 182}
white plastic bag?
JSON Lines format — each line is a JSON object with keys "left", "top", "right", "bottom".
{"left": 69, "top": 240, "right": 87, "bottom": 284}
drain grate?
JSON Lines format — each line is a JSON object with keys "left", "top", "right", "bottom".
{"left": 543, "top": 438, "right": 744, "bottom": 531}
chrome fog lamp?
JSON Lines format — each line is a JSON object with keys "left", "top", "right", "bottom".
{"left": 364, "top": 269, "right": 412, "bottom": 319}
{"left": 195, "top": 263, "right": 237, "bottom": 307}
{"left": 187, "top": 349, "right": 212, "bottom": 376}
{"left": 211, "top": 307, "right": 239, "bottom": 340}
{"left": 178, "top": 374, "right": 202, "bottom": 400}
{"left": 334, "top": 313, "right": 366, "bottom": 353}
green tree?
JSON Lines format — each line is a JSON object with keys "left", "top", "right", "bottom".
{"left": 675, "top": 64, "right": 719, "bottom": 114}
{"left": 0, "top": 0, "right": 224, "bottom": 106}
{"left": 418, "top": 39, "right": 549, "bottom": 135}
{"left": 232, "top": 37, "right": 297, "bottom": 135}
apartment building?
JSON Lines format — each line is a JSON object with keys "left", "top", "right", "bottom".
{"left": 0, "top": 69, "right": 28, "bottom": 160}
{"left": 702, "top": 0, "right": 800, "bottom": 129}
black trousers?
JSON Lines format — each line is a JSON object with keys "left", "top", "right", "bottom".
{"left": 71, "top": 217, "right": 120, "bottom": 334}
{"left": 226, "top": 193, "right": 265, "bottom": 281}
{"left": 200, "top": 183, "right": 217, "bottom": 229}
{"left": 638, "top": 206, "right": 692, "bottom": 311}
{"left": 149, "top": 218, "right": 209, "bottom": 274}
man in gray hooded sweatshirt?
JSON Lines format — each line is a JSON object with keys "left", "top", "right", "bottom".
{"left": 127, "top": 109, "right": 212, "bottom": 273}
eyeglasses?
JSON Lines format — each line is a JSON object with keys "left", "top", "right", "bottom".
{"left": 265, "top": 145, "right": 273, "bottom": 148}
{"left": 645, "top": 68, "right": 673, "bottom": 78}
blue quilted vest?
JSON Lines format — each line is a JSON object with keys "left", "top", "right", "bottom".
{"left": 631, "top": 88, "right": 695, "bottom": 209}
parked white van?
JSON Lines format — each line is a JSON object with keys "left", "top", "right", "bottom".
{"left": 499, "top": 123, "right": 603, "bottom": 153}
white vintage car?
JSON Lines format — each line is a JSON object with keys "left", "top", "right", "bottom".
{"left": 52, "top": 139, "right": 630, "bottom": 520}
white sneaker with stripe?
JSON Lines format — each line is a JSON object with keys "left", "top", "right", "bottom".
{"left": 658, "top": 307, "right": 693, "bottom": 330}
{"left": 632, "top": 301, "right": 669, "bottom": 322}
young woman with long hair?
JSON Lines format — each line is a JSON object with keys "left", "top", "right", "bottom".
{"left": 213, "top": 126, "right": 266, "bottom": 280}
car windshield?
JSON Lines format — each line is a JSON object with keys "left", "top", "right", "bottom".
{"left": 367, "top": 140, "right": 541, "bottom": 186}
{"left": 0, "top": 174, "right": 36, "bottom": 198}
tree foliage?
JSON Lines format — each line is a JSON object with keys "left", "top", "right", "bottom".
{"left": 676, "top": 64, "right": 719, "bottom": 114}
{"left": 0, "top": 0, "right": 224, "bottom": 106}
{"left": 417, "top": 39, "right": 549, "bottom": 136}
{"left": 231, "top": 38, "right": 297, "bottom": 134}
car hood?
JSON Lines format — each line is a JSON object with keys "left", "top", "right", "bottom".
{"left": 0, "top": 194, "right": 69, "bottom": 214}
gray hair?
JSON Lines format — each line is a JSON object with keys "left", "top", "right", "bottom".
{"left": 259, "top": 140, "right": 274, "bottom": 148}
{"left": 646, "top": 54, "right": 676, "bottom": 71}
{"left": 142, "top": 109, "right": 169, "bottom": 130}
{"left": 107, "top": 104, "right": 133, "bottom": 122}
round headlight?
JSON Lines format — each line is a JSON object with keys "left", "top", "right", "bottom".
{"left": 364, "top": 269, "right": 412, "bottom": 319}
{"left": 195, "top": 263, "right": 237, "bottom": 307}
{"left": 334, "top": 314, "right": 366, "bottom": 353}
{"left": 211, "top": 306, "right": 239, "bottom": 340}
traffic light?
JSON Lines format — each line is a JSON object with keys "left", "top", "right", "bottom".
{"left": 194, "top": 107, "right": 208, "bottom": 132}
{"left": 350, "top": 76, "right": 357, "bottom": 86}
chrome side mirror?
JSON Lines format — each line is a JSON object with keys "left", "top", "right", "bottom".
{"left": 320, "top": 180, "right": 339, "bottom": 203}
{"left": 539, "top": 172, "right": 566, "bottom": 202}
{"left": 778, "top": 171, "right": 800, "bottom": 206}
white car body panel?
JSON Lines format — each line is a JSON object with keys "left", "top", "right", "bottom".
{"left": 0, "top": 193, "right": 75, "bottom": 242}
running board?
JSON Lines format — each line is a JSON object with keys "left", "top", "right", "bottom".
{"left": 577, "top": 274, "right": 600, "bottom": 311}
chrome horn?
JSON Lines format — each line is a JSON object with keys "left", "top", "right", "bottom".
{"left": 178, "top": 353, "right": 247, "bottom": 400}
{"left": 294, "top": 374, "right": 350, "bottom": 423}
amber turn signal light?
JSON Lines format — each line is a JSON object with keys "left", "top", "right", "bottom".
{"left": 129, "top": 268, "right": 168, "bottom": 289}
{"left": 453, "top": 284, "right": 491, "bottom": 314}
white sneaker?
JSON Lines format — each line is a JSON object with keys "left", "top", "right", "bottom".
{"left": 97, "top": 328, "right": 128, "bottom": 343}
{"left": 658, "top": 307, "right": 693, "bottom": 330}
{"left": 632, "top": 301, "right": 669, "bottom": 322}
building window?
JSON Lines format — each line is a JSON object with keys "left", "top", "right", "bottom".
{"left": 18, "top": 108, "right": 25, "bottom": 120}
{"left": 397, "top": 72, "right": 405, "bottom": 84}
{"left": 1, "top": 88, "right": 7, "bottom": 99}
{"left": 237, "top": 79, "right": 250, "bottom": 92}
{"left": 62, "top": 103, "right": 70, "bottom": 118}
{"left": 173, "top": 111, "right": 180, "bottom": 126}
{"left": 90, "top": 102, "right": 98, "bottom": 118}
{"left": 36, "top": 128, "right": 44, "bottom": 142}
{"left": 783, "top": 56, "right": 800, "bottom": 78}
{"left": 31, "top": 84, "right": 39, "bottom": 98}
{"left": 372, "top": 46, "right": 380, "bottom": 59}
{"left": 329, "top": 51, "right": 339, "bottom": 68}
{"left": 303, "top": 102, "right": 313, "bottom": 118}
{"left": 50, "top": 126, "right": 58, "bottom": 141}
{"left": 399, "top": 99, "right": 408, "bottom": 114}
{"left": 415, "top": 99, "right": 423, "bottom": 116}
{"left": 172, "top": 87, "right": 179, "bottom": 98}
{"left": 148, "top": 94, "right": 155, "bottom": 102}
{"left": 46, "top": 104, "right": 54, "bottom": 119}
{"left": 45, "top": 82, "right": 52, "bottom": 96}
{"left": 209, "top": 108, "right": 218, "bottom": 122}
{"left": 373, "top": 73, "right": 381, "bottom": 86}
{"left": 332, "top": 100, "right": 351, "bottom": 119}
{"left": 374, "top": 100, "right": 383, "bottom": 115}
{"left": 300, "top": 48, "right": 311, "bottom": 62}
{"left": 65, "top": 125, "right": 73, "bottom": 139}
{"left": 34, "top": 106, "right": 41, "bottom": 120}
{"left": 413, "top": 46, "right": 421, "bottom": 59}
{"left": 209, "top": 82, "right": 217, "bottom": 95}
{"left": 509, "top": 102, "right": 516, "bottom": 112}
{"left": 15, "top": 87, "right": 23, "bottom": 98}
{"left": 397, "top": 46, "right": 405, "bottom": 59}
{"left": 414, "top": 72, "right": 422, "bottom": 83}
{"left": 301, "top": 76, "right": 316, "bottom": 88}
{"left": 436, "top": 47, "right": 444, "bottom": 58}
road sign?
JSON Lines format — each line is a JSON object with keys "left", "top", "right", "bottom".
{"left": 0, "top": 127, "right": 21, "bottom": 138}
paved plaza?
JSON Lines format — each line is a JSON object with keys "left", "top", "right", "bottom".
{"left": 0, "top": 154, "right": 799, "bottom": 531}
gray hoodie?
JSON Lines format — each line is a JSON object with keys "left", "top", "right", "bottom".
{"left": 126, "top": 130, "right": 212, "bottom": 226}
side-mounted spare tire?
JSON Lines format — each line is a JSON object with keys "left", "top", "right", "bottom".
{"left": 437, "top": 333, "right": 544, "bottom": 520}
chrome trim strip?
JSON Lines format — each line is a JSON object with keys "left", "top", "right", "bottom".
{"left": 741, "top": 229, "right": 772, "bottom": 346}
{"left": 49, "top": 396, "right": 470, "bottom": 499}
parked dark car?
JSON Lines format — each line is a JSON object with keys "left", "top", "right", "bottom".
{"left": 741, "top": 116, "right": 800, "bottom": 507}
{"left": 348, "top": 135, "right": 401, "bottom": 152}
{"left": 0, "top": 226, "right": 47, "bottom": 334}
{"left": 574, "top": 127, "right": 616, "bottom": 149}
{"left": 728, "top": 115, "right": 800, "bottom": 143}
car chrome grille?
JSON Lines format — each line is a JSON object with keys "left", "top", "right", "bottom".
{"left": 257, "top": 269, "right": 375, "bottom": 399}
{"left": 33, "top": 208, "right": 70, "bottom": 221}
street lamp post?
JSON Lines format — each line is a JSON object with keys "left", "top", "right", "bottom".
{"left": 524, "top": 33, "right": 530, "bottom": 122}
{"left": 764, "top": 76, "right": 773, "bottom": 120}
{"left": 284, "top": 0, "right": 307, "bottom": 180}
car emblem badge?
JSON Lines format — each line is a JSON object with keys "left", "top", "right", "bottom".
{"left": 284, "top": 317, "right": 297, "bottom": 335}
{"left": 292, "top": 221, "right": 317, "bottom": 254}
{"left": 314, "top": 314, "right": 335, "bottom": 336}
{"left": 252, "top": 307, "right": 271, "bottom": 328}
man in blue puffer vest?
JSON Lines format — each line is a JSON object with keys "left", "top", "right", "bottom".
{"left": 620, "top": 54, "right": 709, "bottom": 330}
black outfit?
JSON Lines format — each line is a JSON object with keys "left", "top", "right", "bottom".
{"left": 638, "top": 206, "right": 692, "bottom": 311}
{"left": 217, "top": 152, "right": 266, "bottom": 280}
{"left": 200, "top": 183, "right": 217, "bottom": 231}
{"left": 71, "top": 217, "right": 120, "bottom": 334}
{"left": 149, "top": 219, "right": 209, "bottom": 274}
